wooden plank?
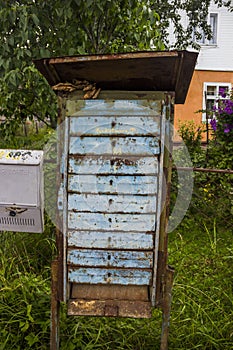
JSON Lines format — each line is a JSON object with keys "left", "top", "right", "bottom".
{"left": 68, "top": 267, "right": 152, "bottom": 285}
{"left": 68, "top": 299, "right": 152, "bottom": 318}
{"left": 68, "top": 175, "right": 157, "bottom": 195}
{"left": 69, "top": 116, "right": 160, "bottom": 136}
{"left": 68, "top": 212, "right": 156, "bottom": 232}
{"left": 68, "top": 193, "right": 157, "bottom": 213}
{"left": 66, "top": 99, "right": 161, "bottom": 117}
{"left": 67, "top": 249, "right": 153, "bottom": 268}
{"left": 69, "top": 136, "right": 160, "bottom": 156}
{"left": 71, "top": 284, "right": 149, "bottom": 301}
{"left": 68, "top": 231, "right": 154, "bottom": 250}
{"left": 68, "top": 156, "right": 158, "bottom": 175}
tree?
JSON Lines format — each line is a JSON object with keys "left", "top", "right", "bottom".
{"left": 0, "top": 0, "right": 164, "bottom": 138}
{"left": 152, "top": 0, "right": 232, "bottom": 49}
{"left": 0, "top": 0, "right": 232, "bottom": 140}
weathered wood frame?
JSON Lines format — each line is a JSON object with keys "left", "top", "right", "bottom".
{"left": 51, "top": 90, "right": 174, "bottom": 350}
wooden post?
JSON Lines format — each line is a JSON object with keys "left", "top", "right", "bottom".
{"left": 160, "top": 266, "right": 175, "bottom": 350}
{"left": 50, "top": 259, "right": 60, "bottom": 350}
{"left": 156, "top": 94, "right": 175, "bottom": 349}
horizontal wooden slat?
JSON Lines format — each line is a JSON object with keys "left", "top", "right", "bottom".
{"left": 67, "top": 249, "right": 153, "bottom": 268}
{"left": 68, "top": 267, "right": 152, "bottom": 285}
{"left": 68, "top": 175, "right": 157, "bottom": 195}
{"left": 68, "top": 193, "right": 156, "bottom": 213}
{"left": 68, "top": 231, "right": 154, "bottom": 250}
{"left": 68, "top": 212, "right": 156, "bottom": 232}
{"left": 69, "top": 136, "right": 160, "bottom": 156}
{"left": 69, "top": 116, "right": 160, "bottom": 136}
{"left": 66, "top": 99, "right": 161, "bottom": 117}
{"left": 68, "top": 299, "right": 152, "bottom": 318}
{"left": 68, "top": 156, "right": 158, "bottom": 175}
{"left": 71, "top": 284, "right": 149, "bottom": 301}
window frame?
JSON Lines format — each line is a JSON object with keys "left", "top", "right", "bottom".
{"left": 202, "top": 82, "right": 232, "bottom": 122}
{"left": 193, "top": 13, "right": 218, "bottom": 46}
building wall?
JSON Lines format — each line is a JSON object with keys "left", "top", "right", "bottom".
{"left": 195, "top": 3, "right": 233, "bottom": 71}
{"left": 174, "top": 70, "right": 233, "bottom": 133}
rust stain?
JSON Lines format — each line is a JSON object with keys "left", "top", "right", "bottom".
{"left": 110, "top": 157, "right": 137, "bottom": 167}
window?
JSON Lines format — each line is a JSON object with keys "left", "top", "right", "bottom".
{"left": 209, "top": 13, "right": 218, "bottom": 44}
{"left": 194, "top": 13, "right": 218, "bottom": 45}
{"left": 202, "top": 82, "right": 231, "bottom": 122}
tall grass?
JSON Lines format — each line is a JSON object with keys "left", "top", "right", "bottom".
{"left": 1, "top": 221, "right": 231, "bottom": 349}
{"left": 168, "top": 220, "right": 233, "bottom": 350}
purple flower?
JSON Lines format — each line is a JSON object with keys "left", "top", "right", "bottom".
{"left": 224, "top": 125, "right": 230, "bottom": 133}
{"left": 223, "top": 124, "right": 233, "bottom": 133}
{"left": 224, "top": 106, "right": 233, "bottom": 114}
{"left": 219, "top": 87, "right": 227, "bottom": 98}
{"left": 210, "top": 119, "right": 217, "bottom": 131}
{"left": 223, "top": 100, "right": 233, "bottom": 115}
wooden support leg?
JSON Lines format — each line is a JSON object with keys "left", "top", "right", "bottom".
{"left": 160, "top": 266, "right": 174, "bottom": 350}
{"left": 50, "top": 260, "right": 60, "bottom": 350}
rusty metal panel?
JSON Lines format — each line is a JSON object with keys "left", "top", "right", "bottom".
{"left": 68, "top": 231, "right": 154, "bottom": 250}
{"left": 68, "top": 267, "right": 152, "bottom": 285}
{"left": 33, "top": 50, "right": 198, "bottom": 103}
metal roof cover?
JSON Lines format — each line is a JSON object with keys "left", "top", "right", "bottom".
{"left": 33, "top": 50, "right": 198, "bottom": 104}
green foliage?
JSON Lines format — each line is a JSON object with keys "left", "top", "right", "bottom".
{"left": 70, "top": 0, "right": 164, "bottom": 54}
{"left": 173, "top": 119, "right": 233, "bottom": 233}
{"left": 0, "top": 124, "right": 53, "bottom": 149}
{"left": 0, "top": 0, "right": 164, "bottom": 140}
{"left": 0, "top": 197, "right": 56, "bottom": 349}
{"left": 0, "top": 232, "right": 52, "bottom": 349}
{"left": 177, "top": 120, "right": 204, "bottom": 164}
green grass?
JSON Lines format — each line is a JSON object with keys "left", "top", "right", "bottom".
{"left": 1, "top": 220, "right": 232, "bottom": 349}
{"left": 168, "top": 220, "right": 233, "bottom": 349}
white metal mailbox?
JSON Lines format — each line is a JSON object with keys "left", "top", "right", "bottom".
{"left": 0, "top": 149, "right": 44, "bottom": 233}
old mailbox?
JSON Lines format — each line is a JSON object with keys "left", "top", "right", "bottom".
{"left": 34, "top": 50, "right": 198, "bottom": 349}
{"left": 0, "top": 149, "right": 44, "bottom": 233}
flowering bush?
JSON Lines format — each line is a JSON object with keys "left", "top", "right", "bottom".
{"left": 210, "top": 88, "right": 233, "bottom": 141}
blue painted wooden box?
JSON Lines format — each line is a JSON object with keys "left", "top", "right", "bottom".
{"left": 58, "top": 94, "right": 172, "bottom": 317}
